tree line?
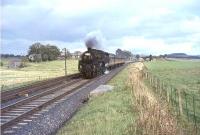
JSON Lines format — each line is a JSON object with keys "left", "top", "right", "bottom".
{"left": 0, "top": 54, "right": 25, "bottom": 58}
{"left": 28, "top": 42, "right": 60, "bottom": 62}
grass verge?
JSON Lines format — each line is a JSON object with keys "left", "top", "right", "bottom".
{"left": 128, "top": 63, "right": 181, "bottom": 135}
{"left": 56, "top": 64, "right": 137, "bottom": 135}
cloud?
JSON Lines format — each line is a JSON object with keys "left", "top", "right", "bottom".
{"left": 1, "top": 0, "right": 200, "bottom": 55}
{"left": 106, "top": 36, "right": 200, "bottom": 55}
{"left": 1, "top": 39, "right": 33, "bottom": 55}
{"left": 180, "top": 16, "right": 200, "bottom": 33}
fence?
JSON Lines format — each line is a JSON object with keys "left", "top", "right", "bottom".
{"left": 142, "top": 70, "right": 200, "bottom": 132}
{"left": 1, "top": 76, "right": 53, "bottom": 91}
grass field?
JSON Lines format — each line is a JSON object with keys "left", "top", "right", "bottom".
{"left": 0, "top": 59, "right": 78, "bottom": 90}
{"left": 57, "top": 65, "right": 137, "bottom": 135}
{"left": 145, "top": 60, "right": 200, "bottom": 128}
{"left": 145, "top": 60, "right": 200, "bottom": 94}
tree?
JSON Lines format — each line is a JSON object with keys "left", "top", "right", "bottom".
{"left": 28, "top": 43, "right": 60, "bottom": 62}
{"left": 149, "top": 54, "right": 153, "bottom": 61}
{"left": 66, "top": 49, "right": 72, "bottom": 58}
{"left": 28, "top": 42, "right": 44, "bottom": 55}
{"left": 136, "top": 54, "right": 140, "bottom": 59}
{"left": 123, "top": 50, "right": 133, "bottom": 58}
{"left": 0, "top": 61, "right": 3, "bottom": 66}
{"left": 46, "top": 45, "right": 60, "bottom": 60}
{"left": 116, "top": 49, "right": 133, "bottom": 59}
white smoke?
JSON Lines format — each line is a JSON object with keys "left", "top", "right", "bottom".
{"left": 84, "top": 30, "right": 105, "bottom": 49}
{"left": 104, "top": 70, "right": 110, "bottom": 74}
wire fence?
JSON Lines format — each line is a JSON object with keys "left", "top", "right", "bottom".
{"left": 1, "top": 75, "right": 57, "bottom": 91}
{"left": 142, "top": 70, "right": 200, "bottom": 132}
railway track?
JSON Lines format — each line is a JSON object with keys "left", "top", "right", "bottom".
{"left": 1, "top": 73, "right": 81, "bottom": 103}
{"left": 0, "top": 77, "right": 90, "bottom": 131}
{"left": 0, "top": 64, "right": 128, "bottom": 135}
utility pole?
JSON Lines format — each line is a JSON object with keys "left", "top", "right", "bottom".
{"left": 64, "top": 48, "right": 67, "bottom": 76}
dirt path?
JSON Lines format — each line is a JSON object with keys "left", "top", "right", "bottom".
{"left": 127, "top": 62, "right": 182, "bottom": 135}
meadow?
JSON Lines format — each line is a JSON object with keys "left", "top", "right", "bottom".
{"left": 0, "top": 59, "right": 78, "bottom": 91}
{"left": 145, "top": 60, "right": 200, "bottom": 94}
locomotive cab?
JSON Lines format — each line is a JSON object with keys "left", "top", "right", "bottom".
{"left": 82, "top": 52, "right": 92, "bottom": 63}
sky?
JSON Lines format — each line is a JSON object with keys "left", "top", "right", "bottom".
{"left": 1, "top": 0, "right": 200, "bottom": 55}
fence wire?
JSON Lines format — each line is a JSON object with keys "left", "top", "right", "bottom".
{"left": 0, "top": 69, "right": 78, "bottom": 91}
{"left": 143, "top": 71, "right": 200, "bottom": 133}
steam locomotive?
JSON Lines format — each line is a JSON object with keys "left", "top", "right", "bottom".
{"left": 78, "top": 48, "right": 125, "bottom": 78}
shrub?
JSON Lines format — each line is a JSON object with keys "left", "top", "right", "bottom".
{"left": 0, "top": 61, "right": 3, "bottom": 66}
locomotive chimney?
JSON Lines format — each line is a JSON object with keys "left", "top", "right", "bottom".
{"left": 88, "top": 47, "right": 92, "bottom": 51}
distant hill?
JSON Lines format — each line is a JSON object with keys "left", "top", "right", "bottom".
{"left": 167, "top": 53, "right": 200, "bottom": 59}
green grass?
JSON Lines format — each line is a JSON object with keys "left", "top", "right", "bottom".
{"left": 145, "top": 60, "right": 200, "bottom": 94}
{"left": 57, "top": 65, "right": 137, "bottom": 135}
{"left": 0, "top": 59, "right": 78, "bottom": 91}
{"left": 145, "top": 60, "right": 200, "bottom": 127}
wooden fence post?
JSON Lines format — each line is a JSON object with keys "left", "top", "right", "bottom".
{"left": 149, "top": 75, "right": 152, "bottom": 86}
{"left": 145, "top": 72, "right": 147, "bottom": 79}
{"left": 174, "top": 89, "right": 179, "bottom": 116}
{"left": 1, "top": 85, "right": 4, "bottom": 91}
{"left": 167, "top": 87, "right": 170, "bottom": 103}
{"left": 152, "top": 76, "right": 155, "bottom": 88}
{"left": 153, "top": 76, "right": 156, "bottom": 89}
{"left": 155, "top": 77, "right": 158, "bottom": 92}
{"left": 184, "top": 92, "right": 189, "bottom": 122}
{"left": 162, "top": 82, "right": 166, "bottom": 98}
{"left": 159, "top": 80, "right": 162, "bottom": 96}
{"left": 178, "top": 89, "right": 183, "bottom": 116}
{"left": 193, "top": 95, "right": 197, "bottom": 128}
{"left": 171, "top": 86, "right": 173, "bottom": 105}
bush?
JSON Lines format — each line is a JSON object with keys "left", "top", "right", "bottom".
{"left": 0, "top": 61, "right": 3, "bottom": 66}
{"left": 20, "top": 57, "right": 29, "bottom": 68}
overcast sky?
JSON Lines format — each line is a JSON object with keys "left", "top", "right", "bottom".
{"left": 1, "top": 0, "right": 200, "bottom": 55}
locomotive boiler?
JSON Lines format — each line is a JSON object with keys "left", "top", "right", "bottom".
{"left": 78, "top": 48, "right": 125, "bottom": 78}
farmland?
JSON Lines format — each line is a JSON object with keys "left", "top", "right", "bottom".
{"left": 0, "top": 59, "right": 78, "bottom": 91}
{"left": 145, "top": 60, "right": 200, "bottom": 94}
{"left": 145, "top": 59, "right": 200, "bottom": 130}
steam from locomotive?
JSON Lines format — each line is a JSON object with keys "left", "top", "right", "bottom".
{"left": 84, "top": 31, "right": 103, "bottom": 50}
{"left": 85, "top": 36, "right": 99, "bottom": 49}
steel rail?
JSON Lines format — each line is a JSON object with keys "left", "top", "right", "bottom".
{"left": 1, "top": 73, "right": 81, "bottom": 102}
{"left": 0, "top": 78, "right": 90, "bottom": 130}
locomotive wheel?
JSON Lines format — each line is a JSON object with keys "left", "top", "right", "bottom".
{"left": 86, "top": 72, "right": 92, "bottom": 78}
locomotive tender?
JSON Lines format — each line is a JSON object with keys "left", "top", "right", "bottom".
{"left": 78, "top": 48, "right": 125, "bottom": 78}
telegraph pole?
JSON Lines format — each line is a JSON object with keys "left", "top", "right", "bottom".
{"left": 64, "top": 48, "right": 67, "bottom": 76}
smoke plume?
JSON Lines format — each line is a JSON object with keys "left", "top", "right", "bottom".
{"left": 84, "top": 30, "right": 104, "bottom": 49}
